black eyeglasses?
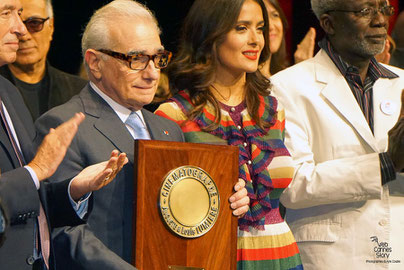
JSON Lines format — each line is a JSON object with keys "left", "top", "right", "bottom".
{"left": 327, "top": 5, "right": 395, "bottom": 19}
{"left": 23, "top": 17, "right": 50, "bottom": 33}
{"left": 98, "top": 49, "right": 172, "bottom": 71}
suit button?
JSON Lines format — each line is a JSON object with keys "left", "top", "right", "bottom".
{"left": 26, "top": 256, "right": 35, "bottom": 265}
{"left": 18, "top": 214, "right": 23, "bottom": 220}
{"left": 22, "top": 213, "right": 27, "bottom": 219}
{"left": 378, "top": 219, "right": 388, "bottom": 226}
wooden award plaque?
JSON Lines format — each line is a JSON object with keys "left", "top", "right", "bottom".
{"left": 133, "top": 140, "right": 238, "bottom": 270}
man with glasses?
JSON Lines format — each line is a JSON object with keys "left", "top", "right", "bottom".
{"left": 270, "top": 0, "right": 404, "bottom": 269}
{"left": 35, "top": 0, "right": 249, "bottom": 268}
{"left": 0, "top": 0, "right": 86, "bottom": 120}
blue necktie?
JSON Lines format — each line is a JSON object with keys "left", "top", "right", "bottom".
{"left": 125, "top": 111, "right": 150, "bottom": 140}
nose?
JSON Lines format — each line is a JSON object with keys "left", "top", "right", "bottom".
{"left": 142, "top": 59, "right": 160, "bottom": 81}
{"left": 248, "top": 29, "right": 259, "bottom": 46}
{"left": 269, "top": 20, "right": 274, "bottom": 32}
{"left": 372, "top": 8, "right": 388, "bottom": 27}
{"left": 11, "top": 13, "right": 28, "bottom": 38}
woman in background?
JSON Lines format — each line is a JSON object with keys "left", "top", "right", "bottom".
{"left": 155, "top": 0, "right": 303, "bottom": 269}
{"left": 260, "top": 0, "right": 316, "bottom": 77}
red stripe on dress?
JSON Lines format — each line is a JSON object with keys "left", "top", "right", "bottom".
{"left": 182, "top": 121, "right": 202, "bottom": 132}
{"left": 272, "top": 178, "right": 293, "bottom": 188}
{"left": 252, "top": 148, "right": 260, "bottom": 160}
{"left": 272, "top": 119, "right": 283, "bottom": 130}
{"left": 154, "top": 110, "right": 173, "bottom": 121}
{"left": 202, "top": 107, "right": 237, "bottom": 127}
{"left": 258, "top": 95, "right": 265, "bottom": 116}
{"left": 244, "top": 120, "right": 256, "bottom": 126}
{"left": 237, "top": 242, "right": 300, "bottom": 261}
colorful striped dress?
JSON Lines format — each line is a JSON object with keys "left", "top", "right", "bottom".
{"left": 155, "top": 91, "right": 303, "bottom": 270}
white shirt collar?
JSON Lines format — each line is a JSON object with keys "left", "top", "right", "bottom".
{"left": 89, "top": 81, "right": 146, "bottom": 125}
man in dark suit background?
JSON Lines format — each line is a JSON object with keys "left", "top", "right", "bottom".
{"left": 35, "top": 0, "right": 250, "bottom": 268}
{"left": 0, "top": 0, "right": 128, "bottom": 268}
{"left": 0, "top": 0, "right": 87, "bottom": 121}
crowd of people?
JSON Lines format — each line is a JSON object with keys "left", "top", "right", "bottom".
{"left": 0, "top": 0, "right": 403, "bottom": 269}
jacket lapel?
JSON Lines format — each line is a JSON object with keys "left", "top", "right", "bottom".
{"left": 141, "top": 109, "right": 165, "bottom": 140}
{"left": 315, "top": 51, "right": 378, "bottom": 152}
{"left": 0, "top": 85, "right": 35, "bottom": 165}
{"left": 81, "top": 86, "right": 135, "bottom": 164}
{"left": 0, "top": 123, "right": 19, "bottom": 168}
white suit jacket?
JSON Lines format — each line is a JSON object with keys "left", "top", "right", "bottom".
{"left": 271, "top": 50, "right": 404, "bottom": 270}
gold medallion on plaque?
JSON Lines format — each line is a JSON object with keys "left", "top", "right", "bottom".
{"left": 159, "top": 166, "right": 220, "bottom": 238}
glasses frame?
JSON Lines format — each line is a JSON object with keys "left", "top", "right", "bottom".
{"left": 327, "top": 5, "right": 395, "bottom": 19}
{"left": 98, "top": 49, "right": 172, "bottom": 71}
{"left": 23, "top": 17, "right": 50, "bottom": 33}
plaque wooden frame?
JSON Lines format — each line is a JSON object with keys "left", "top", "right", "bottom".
{"left": 133, "top": 140, "right": 238, "bottom": 270}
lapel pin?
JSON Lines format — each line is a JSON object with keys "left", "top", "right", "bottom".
{"left": 380, "top": 100, "right": 397, "bottom": 116}
{"left": 163, "top": 130, "right": 169, "bottom": 136}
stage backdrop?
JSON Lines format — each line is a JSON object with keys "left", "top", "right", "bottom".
{"left": 48, "top": 0, "right": 404, "bottom": 76}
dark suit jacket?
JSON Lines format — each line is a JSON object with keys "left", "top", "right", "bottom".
{"left": 35, "top": 84, "right": 185, "bottom": 267}
{"left": 0, "top": 62, "right": 87, "bottom": 119}
{"left": 0, "top": 76, "right": 84, "bottom": 270}
{"left": 0, "top": 199, "right": 6, "bottom": 247}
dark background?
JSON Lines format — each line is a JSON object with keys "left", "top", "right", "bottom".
{"left": 48, "top": 0, "right": 404, "bottom": 75}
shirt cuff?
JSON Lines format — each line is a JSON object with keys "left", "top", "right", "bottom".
{"left": 24, "top": 165, "right": 40, "bottom": 190}
{"left": 380, "top": 152, "right": 396, "bottom": 185}
{"left": 68, "top": 179, "right": 91, "bottom": 219}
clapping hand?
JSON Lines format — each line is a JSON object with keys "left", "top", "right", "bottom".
{"left": 294, "top": 27, "right": 316, "bottom": 64}
{"left": 29, "top": 113, "right": 85, "bottom": 181}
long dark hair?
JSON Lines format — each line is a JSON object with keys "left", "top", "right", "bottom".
{"left": 266, "top": 0, "right": 289, "bottom": 75}
{"left": 168, "top": 0, "right": 271, "bottom": 130}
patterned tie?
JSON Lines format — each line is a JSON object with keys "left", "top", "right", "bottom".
{"left": 0, "top": 99, "right": 50, "bottom": 269}
{"left": 125, "top": 111, "right": 151, "bottom": 140}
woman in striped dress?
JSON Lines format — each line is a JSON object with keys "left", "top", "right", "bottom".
{"left": 155, "top": 0, "right": 303, "bottom": 269}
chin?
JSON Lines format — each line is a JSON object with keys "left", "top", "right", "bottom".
{"left": 138, "top": 96, "right": 155, "bottom": 107}
{"left": 244, "top": 65, "right": 259, "bottom": 73}
{"left": 15, "top": 57, "right": 41, "bottom": 66}
{"left": 5, "top": 55, "right": 17, "bottom": 65}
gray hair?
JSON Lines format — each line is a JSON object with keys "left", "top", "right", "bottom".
{"left": 45, "top": 0, "right": 54, "bottom": 18}
{"left": 81, "top": 0, "right": 160, "bottom": 59}
{"left": 311, "top": 0, "right": 341, "bottom": 19}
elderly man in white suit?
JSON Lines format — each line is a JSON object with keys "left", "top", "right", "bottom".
{"left": 271, "top": 0, "right": 404, "bottom": 269}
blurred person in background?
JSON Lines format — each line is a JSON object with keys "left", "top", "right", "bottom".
{"left": 390, "top": 10, "right": 404, "bottom": 68}
{"left": 0, "top": 0, "right": 87, "bottom": 120}
{"left": 260, "top": 0, "right": 316, "bottom": 77}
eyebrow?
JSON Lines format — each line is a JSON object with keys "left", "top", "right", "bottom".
{"left": 128, "top": 47, "right": 165, "bottom": 55}
{"left": 0, "top": 5, "right": 16, "bottom": 11}
{"left": 237, "top": 20, "right": 265, "bottom": 25}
